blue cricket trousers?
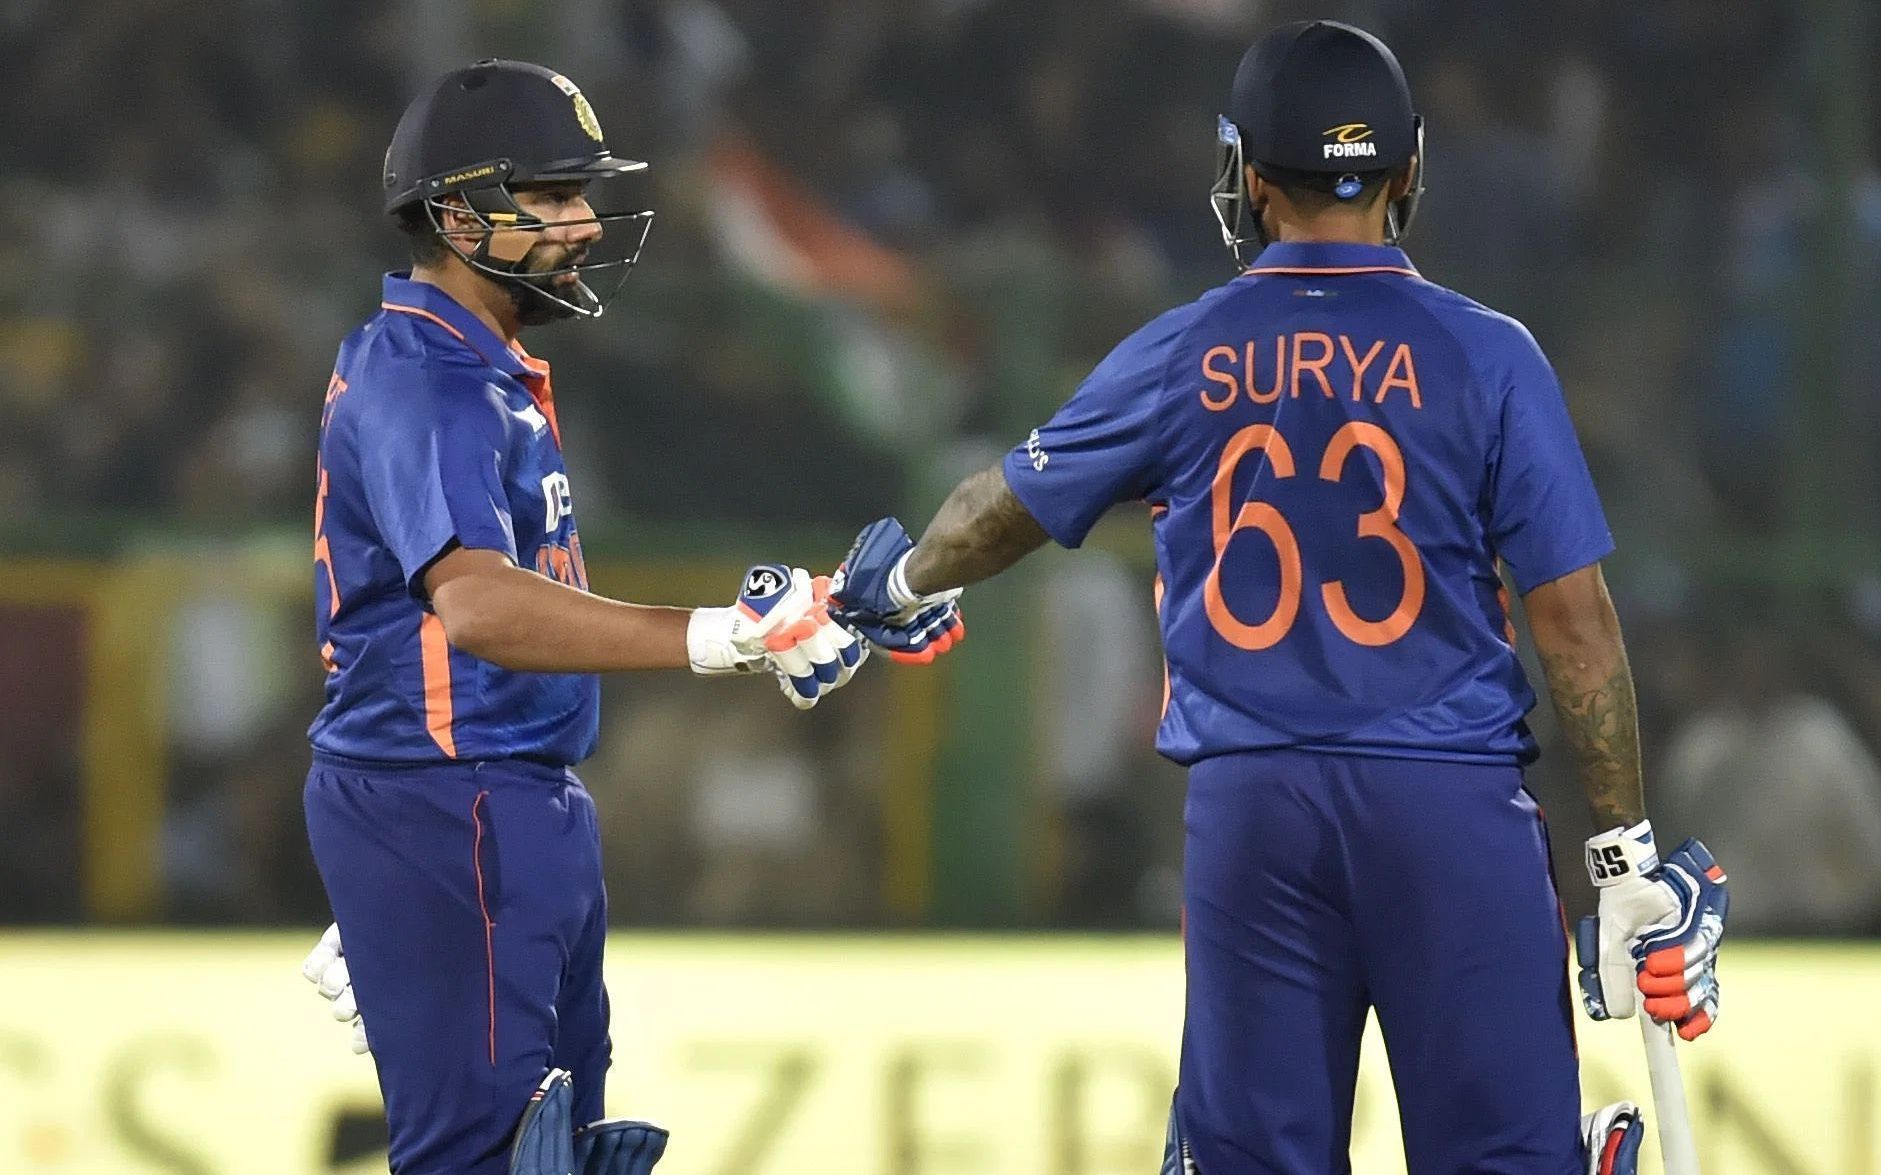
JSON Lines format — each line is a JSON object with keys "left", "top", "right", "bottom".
{"left": 305, "top": 753, "right": 611, "bottom": 1175}
{"left": 1176, "top": 749, "right": 1582, "bottom": 1174}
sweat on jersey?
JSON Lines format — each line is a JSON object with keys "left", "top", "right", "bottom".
{"left": 308, "top": 274, "right": 599, "bottom": 766}
{"left": 1004, "top": 241, "right": 1613, "bottom": 767}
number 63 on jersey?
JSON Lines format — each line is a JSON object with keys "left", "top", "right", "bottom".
{"left": 1203, "top": 420, "right": 1425, "bottom": 651}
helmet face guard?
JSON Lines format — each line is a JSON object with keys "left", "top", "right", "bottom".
{"left": 1210, "top": 115, "right": 1262, "bottom": 266}
{"left": 417, "top": 158, "right": 655, "bottom": 321}
{"left": 1386, "top": 118, "right": 1426, "bottom": 247}
{"left": 1210, "top": 114, "right": 1428, "bottom": 268}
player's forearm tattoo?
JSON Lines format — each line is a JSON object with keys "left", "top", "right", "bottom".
{"left": 904, "top": 464, "right": 1050, "bottom": 594}
{"left": 1539, "top": 648, "right": 1646, "bottom": 831}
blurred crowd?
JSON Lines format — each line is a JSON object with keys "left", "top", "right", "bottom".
{"left": 3, "top": 0, "right": 1880, "bottom": 933}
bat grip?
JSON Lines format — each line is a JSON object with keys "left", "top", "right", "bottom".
{"left": 1639, "top": 1014, "right": 1702, "bottom": 1175}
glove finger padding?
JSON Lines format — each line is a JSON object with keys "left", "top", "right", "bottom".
{"left": 768, "top": 641, "right": 827, "bottom": 710}
{"left": 303, "top": 922, "right": 372, "bottom": 1055}
{"left": 889, "top": 602, "right": 965, "bottom": 665}
{"left": 762, "top": 572, "right": 869, "bottom": 709}
{"left": 848, "top": 600, "right": 965, "bottom": 663}
{"left": 575, "top": 1118, "right": 670, "bottom": 1174}
{"left": 1640, "top": 970, "right": 1721, "bottom": 1039}
{"left": 301, "top": 922, "right": 344, "bottom": 986}
{"left": 313, "top": 955, "right": 351, "bottom": 1001}
{"left": 827, "top": 619, "right": 866, "bottom": 687}
{"left": 1631, "top": 840, "right": 1727, "bottom": 1037}
{"left": 812, "top": 576, "right": 867, "bottom": 690}
{"left": 510, "top": 1069, "right": 576, "bottom": 1175}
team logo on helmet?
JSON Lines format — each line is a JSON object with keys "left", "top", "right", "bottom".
{"left": 549, "top": 73, "right": 605, "bottom": 143}
{"left": 1321, "top": 122, "right": 1377, "bottom": 159}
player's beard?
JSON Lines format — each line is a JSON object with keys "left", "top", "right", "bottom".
{"left": 503, "top": 242, "right": 592, "bottom": 326}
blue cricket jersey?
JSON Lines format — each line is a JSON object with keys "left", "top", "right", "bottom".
{"left": 1003, "top": 242, "right": 1612, "bottom": 767}
{"left": 308, "top": 274, "right": 600, "bottom": 766}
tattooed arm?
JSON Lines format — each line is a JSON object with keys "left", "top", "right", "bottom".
{"left": 903, "top": 464, "right": 1052, "bottom": 595}
{"left": 1522, "top": 563, "right": 1645, "bottom": 830}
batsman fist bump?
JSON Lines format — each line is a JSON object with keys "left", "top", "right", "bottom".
{"left": 1576, "top": 820, "right": 1729, "bottom": 1040}
{"left": 827, "top": 518, "right": 965, "bottom": 663}
{"left": 688, "top": 564, "right": 866, "bottom": 709}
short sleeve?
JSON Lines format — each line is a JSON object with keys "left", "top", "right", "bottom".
{"left": 1485, "top": 328, "right": 1614, "bottom": 593}
{"left": 356, "top": 379, "right": 518, "bottom": 598}
{"left": 1001, "top": 308, "right": 1188, "bottom": 548}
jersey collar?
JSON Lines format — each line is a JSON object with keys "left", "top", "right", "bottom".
{"left": 1241, "top": 242, "right": 1420, "bottom": 278}
{"left": 379, "top": 272, "right": 534, "bottom": 380}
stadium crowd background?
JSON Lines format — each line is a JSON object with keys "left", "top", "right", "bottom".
{"left": 3, "top": 0, "right": 1880, "bottom": 937}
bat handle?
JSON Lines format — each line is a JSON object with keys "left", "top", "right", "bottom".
{"left": 1639, "top": 1014, "right": 1702, "bottom": 1175}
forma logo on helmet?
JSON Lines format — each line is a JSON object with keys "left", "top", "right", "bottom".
{"left": 382, "top": 59, "right": 655, "bottom": 324}
{"left": 1210, "top": 20, "right": 1427, "bottom": 264}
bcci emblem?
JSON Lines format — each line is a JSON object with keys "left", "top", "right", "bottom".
{"left": 549, "top": 73, "right": 605, "bottom": 143}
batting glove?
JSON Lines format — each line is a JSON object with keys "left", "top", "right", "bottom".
{"left": 301, "top": 922, "right": 370, "bottom": 1055}
{"left": 689, "top": 564, "right": 866, "bottom": 709}
{"left": 1581, "top": 1101, "right": 1644, "bottom": 1175}
{"left": 1576, "top": 821, "right": 1729, "bottom": 1040}
{"left": 827, "top": 517, "right": 965, "bottom": 664}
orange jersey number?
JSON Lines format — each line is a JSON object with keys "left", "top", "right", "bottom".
{"left": 1204, "top": 420, "right": 1425, "bottom": 651}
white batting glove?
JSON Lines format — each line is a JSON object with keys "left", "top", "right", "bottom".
{"left": 302, "top": 923, "right": 370, "bottom": 1055}
{"left": 1576, "top": 821, "right": 1730, "bottom": 1039}
{"left": 687, "top": 564, "right": 801, "bottom": 676}
{"left": 764, "top": 574, "right": 866, "bottom": 709}
{"left": 688, "top": 565, "right": 867, "bottom": 708}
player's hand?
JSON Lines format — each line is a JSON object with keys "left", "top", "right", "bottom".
{"left": 826, "top": 518, "right": 965, "bottom": 664}
{"left": 689, "top": 564, "right": 866, "bottom": 708}
{"left": 301, "top": 922, "right": 370, "bottom": 1055}
{"left": 1575, "top": 821, "right": 1729, "bottom": 1040}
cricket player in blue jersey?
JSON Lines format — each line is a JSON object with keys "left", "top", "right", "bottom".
{"left": 831, "top": 21, "right": 1729, "bottom": 1175}
{"left": 294, "top": 60, "right": 868, "bottom": 1175}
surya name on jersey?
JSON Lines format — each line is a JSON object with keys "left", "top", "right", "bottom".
{"left": 534, "top": 469, "right": 588, "bottom": 590}
{"left": 1198, "top": 331, "right": 1422, "bottom": 411}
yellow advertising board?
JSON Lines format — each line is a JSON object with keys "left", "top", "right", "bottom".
{"left": 0, "top": 935, "right": 1869, "bottom": 1173}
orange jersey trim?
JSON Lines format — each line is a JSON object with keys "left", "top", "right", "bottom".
{"left": 381, "top": 303, "right": 564, "bottom": 445}
{"left": 419, "top": 613, "right": 458, "bottom": 757}
{"left": 1242, "top": 265, "right": 1421, "bottom": 277}
{"left": 510, "top": 345, "right": 563, "bottom": 448}
{"left": 1153, "top": 572, "right": 1171, "bottom": 720}
{"left": 380, "top": 301, "right": 471, "bottom": 342}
